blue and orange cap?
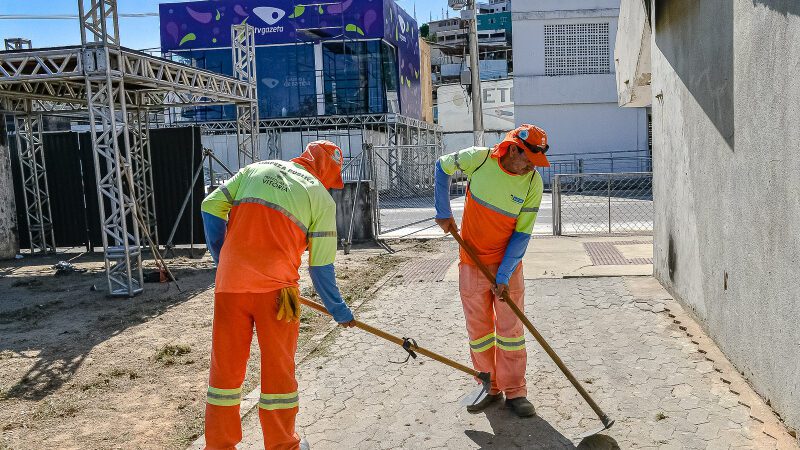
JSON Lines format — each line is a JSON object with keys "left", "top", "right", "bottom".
{"left": 493, "top": 124, "right": 550, "bottom": 167}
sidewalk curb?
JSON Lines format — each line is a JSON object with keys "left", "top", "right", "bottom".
{"left": 187, "top": 265, "right": 403, "bottom": 449}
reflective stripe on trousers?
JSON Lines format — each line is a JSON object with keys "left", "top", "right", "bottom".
{"left": 259, "top": 392, "right": 300, "bottom": 411}
{"left": 205, "top": 291, "right": 301, "bottom": 450}
{"left": 459, "top": 262, "right": 528, "bottom": 399}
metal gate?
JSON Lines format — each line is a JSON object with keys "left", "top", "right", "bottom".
{"left": 369, "top": 143, "right": 454, "bottom": 237}
{"left": 552, "top": 172, "right": 654, "bottom": 235}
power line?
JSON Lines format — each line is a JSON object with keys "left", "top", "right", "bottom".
{"left": 0, "top": 13, "right": 159, "bottom": 20}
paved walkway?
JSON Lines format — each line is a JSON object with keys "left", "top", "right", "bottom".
{"left": 225, "top": 240, "right": 795, "bottom": 449}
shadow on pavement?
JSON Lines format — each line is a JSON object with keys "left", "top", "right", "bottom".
{"left": 464, "top": 405, "right": 619, "bottom": 449}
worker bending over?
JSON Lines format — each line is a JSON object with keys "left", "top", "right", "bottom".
{"left": 201, "top": 141, "right": 356, "bottom": 450}
{"left": 434, "top": 125, "right": 549, "bottom": 417}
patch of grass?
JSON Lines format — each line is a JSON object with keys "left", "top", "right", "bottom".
{"left": 108, "top": 368, "right": 139, "bottom": 380}
{"left": 80, "top": 377, "right": 111, "bottom": 392}
{"left": 655, "top": 412, "right": 668, "bottom": 421}
{"left": 0, "top": 350, "right": 15, "bottom": 360}
{"left": 308, "top": 328, "right": 342, "bottom": 358}
{"left": 32, "top": 398, "right": 80, "bottom": 420}
{"left": 155, "top": 344, "right": 192, "bottom": 366}
{"left": 172, "top": 411, "right": 205, "bottom": 448}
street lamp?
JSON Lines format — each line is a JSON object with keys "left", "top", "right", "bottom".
{"left": 450, "top": 0, "right": 484, "bottom": 146}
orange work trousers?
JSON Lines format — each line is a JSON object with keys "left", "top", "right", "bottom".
{"left": 459, "top": 262, "right": 527, "bottom": 399}
{"left": 205, "top": 291, "right": 301, "bottom": 450}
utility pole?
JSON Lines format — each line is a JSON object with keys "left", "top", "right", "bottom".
{"left": 450, "top": 0, "right": 485, "bottom": 146}
{"left": 467, "top": 0, "right": 484, "bottom": 146}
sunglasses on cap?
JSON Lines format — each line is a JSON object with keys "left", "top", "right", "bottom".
{"left": 516, "top": 129, "right": 549, "bottom": 154}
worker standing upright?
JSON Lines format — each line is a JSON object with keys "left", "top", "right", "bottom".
{"left": 201, "top": 140, "right": 356, "bottom": 450}
{"left": 433, "top": 125, "right": 549, "bottom": 417}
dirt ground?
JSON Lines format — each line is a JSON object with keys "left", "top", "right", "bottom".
{"left": 0, "top": 242, "right": 414, "bottom": 450}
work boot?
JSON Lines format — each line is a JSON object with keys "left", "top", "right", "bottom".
{"left": 506, "top": 397, "right": 536, "bottom": 417}
{"left": 466, "top": 392, "right": 502, "bottom": 413}
{"left": 300, "top": 437, "right": 310, "bottom": 450}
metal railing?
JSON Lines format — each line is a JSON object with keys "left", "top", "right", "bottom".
{"left": 553, "top": 172, "right": 653, "bottom": 235}
{"left": 541, "top": 150, "right": 652, "bottom": 191}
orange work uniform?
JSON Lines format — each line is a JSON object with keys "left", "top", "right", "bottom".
{"left": 201, "top": 141, "right": 349, "bottom": 450}
{"left": 435, "top": 128, "right": 546, "bottom": 399}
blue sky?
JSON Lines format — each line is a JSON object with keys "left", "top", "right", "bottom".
{"left": 0, "top": 0, "right": 447, "bottom": 51}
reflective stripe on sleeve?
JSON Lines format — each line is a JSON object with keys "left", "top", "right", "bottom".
{"left": 207, "top": 386, "right": 242, "bottom": 407}
{"left": 220, "top": 185, "right": 234, "bottom": 203}
{"left": 258, "top": 392, "right": 300, "bottom": 411}
{"left": 454, "top": 151, "right": 463, "bottom": 171}
{"left": 469, "top": 332, "right": 496, "bottom": 353}
{"left": 520, "top": 207, "right": 539, "bottom": 213}
{"left": 309, "top": 231, "right": 337, "bottom": 238}
{"left": 496, "top": 335, "right": 526, "bottom": 351}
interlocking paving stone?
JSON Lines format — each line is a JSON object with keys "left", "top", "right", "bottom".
{"left": 236, "top": 260, "right": 797, "bottom": 449}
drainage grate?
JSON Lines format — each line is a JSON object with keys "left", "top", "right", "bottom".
{"left": 583, "top": 241, "right": 653, "bottom": 266}
{"left": 393, "top": 254, "right": 458, "bottom": 283}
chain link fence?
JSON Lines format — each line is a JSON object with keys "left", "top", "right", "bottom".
{"left": 369, "top": 143, "right": 449, "bottom": 236}
{"left": 553, "top": 172, "right": 653, "bottom": 235}
{"left": 540, "top": 150, "right": 652, "bottom": 190}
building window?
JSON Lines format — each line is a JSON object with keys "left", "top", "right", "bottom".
{"left": 544, "top": 23, "right": 610, "bottom": 76}
{"left": 322, "top": 40, "right": 396, "bottom": 115}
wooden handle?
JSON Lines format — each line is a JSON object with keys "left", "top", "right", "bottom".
{"left": 449, "top": 230, "right": 610, "bottom": 423}
{"left": 299, "top": 297, "right": 480, "bottom": 378}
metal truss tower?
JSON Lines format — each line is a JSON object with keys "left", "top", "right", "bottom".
{"left": 232, "top": 24, "right": 260, "bottom": 166}
{"left": 14, "top": 106, "right": 56, "bottom": 254}
{"left": 129, "top": 101, "right": 158, "bottom": 245}
{"left": 79, "top": 0, "right": 144, "bottom": 296}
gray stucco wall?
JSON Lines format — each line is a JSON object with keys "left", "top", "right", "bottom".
{"left": 0, "top": 115, "right": 18, "bottom": 259}
{"left": 651, "top": 0, "right": 800, "bottom": 430}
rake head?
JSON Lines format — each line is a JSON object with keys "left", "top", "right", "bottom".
{"left": 575, "top": 415, "right": 615, "bottom": 440}
{"left": 459, "top": 371, "right": 492, "bottom": 407}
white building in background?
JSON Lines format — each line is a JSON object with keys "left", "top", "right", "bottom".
{"left": 437, "top": 78, "right": 514, "bottom": 151}
{"left": 512, "top": 0, "right": 648, "bottom": 156}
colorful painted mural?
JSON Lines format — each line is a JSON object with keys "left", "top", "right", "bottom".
{"left": 159, "top": 0, "right": 421, "bottom": 118}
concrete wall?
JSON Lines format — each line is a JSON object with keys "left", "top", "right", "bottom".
{"left": 650, "top": 0, "right": 800, "bottom": 430}
{"left": 512, "top": 0, "right": 649, "bottom": 156}
{"left": 0, "top": 115, "right": 18, "bottom": 259}
{"left": 516, "top": 103, "right": 648, "bottom": 155}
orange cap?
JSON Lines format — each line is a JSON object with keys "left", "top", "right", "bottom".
{"left": 291, "top": 140, "right": 345, "bottom": 190}
{"left": 491, "top": 124, "right": 550, "bottom": 167}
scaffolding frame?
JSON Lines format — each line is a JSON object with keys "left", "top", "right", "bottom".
{"left": 13, "top": 106, "right": 56, "bottom": 254}
{"left": 0, "top": 0, "right": 259, "bottom": 297}
{"left": 4, "top": 38, "right": 32, "bottom": 51}
{"left": 232, "top": 24, "right": 260, "bottom": 167}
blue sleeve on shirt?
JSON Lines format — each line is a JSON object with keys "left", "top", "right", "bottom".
{"left": 202, "top": 211, "right": 226, "bottom": 265}
{"left": 434, "top": 160, "right": 452, "bottom": 219}
{"left": 496, "top": 231, "right": 532, "bottom": 285}
{"left": 309, "top": 264, "right": 355, "bottom": 323}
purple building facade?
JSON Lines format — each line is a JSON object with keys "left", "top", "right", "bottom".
{"left": 160, "top": 0, "right": 421, "bottom": 120}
